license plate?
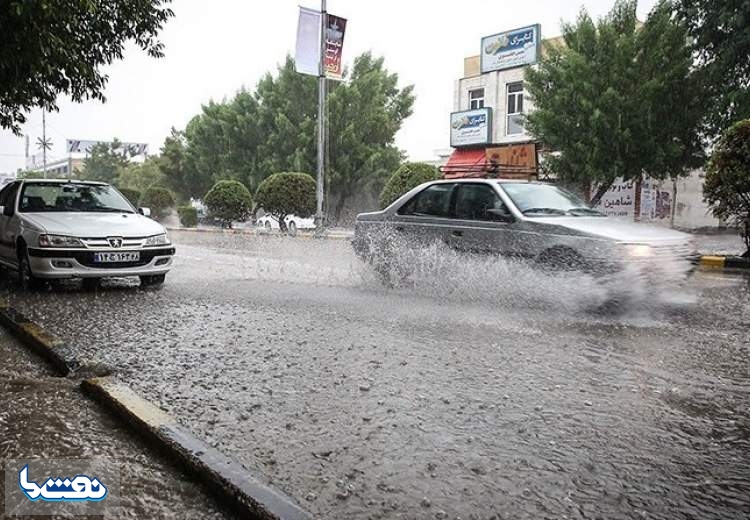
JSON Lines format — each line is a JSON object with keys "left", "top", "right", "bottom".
{"left": 93, "top": 252, "right": 140, "bottom": 263}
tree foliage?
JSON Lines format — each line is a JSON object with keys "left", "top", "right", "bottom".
{"left": 177, "top": 53, "right": 413, "bottom": 222}
{"left": 117, "top": 187, "right": 141, "bottom": 207}
{"left": 0, "top": 0, "right": 174, "bottom": 134}
{"left": 177, "top": 205, "right": 198, "bottom": 228}
{"left": 203, "top": 180, "right": 253, "bottom": 227}
{"left": 673, "top": 0, "right": 750, "bottom": 136}
{"left": 255, "top": 172, "right": 316, "bottom": 232}
{"left": 139, "top": 186, "right": 174, "bottom": 220}
{"left": 379, "top": 162, "right": 440, "bottom": 209}
{"left": 116, "top": 157, "right": 165, "bottom": 193}
{"left": 703, "top": 119, "right": 750, "bottom": 256}
{"left": 525, "top": 0, "right": 705, "bottom": 202}
{"left": 79, "top": 140, "right": 132, "bottom": 184}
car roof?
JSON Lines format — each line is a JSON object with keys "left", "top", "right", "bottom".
{"left": 20, "top": 179, "right": 108, "bottom": 185}
{"left": 428, "top": 178, "right": 549, "bottom": 185}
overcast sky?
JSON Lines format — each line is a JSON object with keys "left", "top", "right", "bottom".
{"left": 0, "top": 0, "right": 658, "bottom": 174}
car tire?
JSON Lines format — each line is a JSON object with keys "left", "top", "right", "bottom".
{"left": 140, "top": 274, "right": 166, "bottom": 287}
{"left": 265, "top": 221, "right": 272, "bottom": 231}
{"left": 17, "top": 246, "right": 43, "bottom": 291}
{"left": 288, "top": 220, "right": 297, "bottom": 236}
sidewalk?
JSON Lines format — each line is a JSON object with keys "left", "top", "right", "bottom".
{"left": 0, "top": 329, "right": 232, "bottom": 519}
{"left": 692, "top": 232, "right": 746, "bottom": 256}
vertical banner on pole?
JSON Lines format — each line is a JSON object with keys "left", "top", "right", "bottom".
{"left": 295, "top": 7, "right": 321, "bottom": 76}
{"left": 323, "top": 14, "right": 347, "bottom": 80}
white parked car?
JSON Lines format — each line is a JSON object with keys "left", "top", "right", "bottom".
{"left": 0, "top": 179, "right": 175, "bottom": 289}
{"left": 256, "top": 214, "right": 315, "bottom": 235}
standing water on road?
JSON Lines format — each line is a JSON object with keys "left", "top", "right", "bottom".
{"left": 2, "top": 231, "right": 747, "bottom": 520}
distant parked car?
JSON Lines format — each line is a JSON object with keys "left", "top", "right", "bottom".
{"left": 256, "top": 214, "right": 315, "bottom": 235}
{"left": 353, "top": 178, "right": 697, "bottom": 283}
{"left": 0, "top": 179, "right": 175, "bottom": 289}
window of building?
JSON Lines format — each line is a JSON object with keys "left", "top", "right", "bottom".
{"left": 506, "top": 82, "right": 524, "bottom": 135}
{"left": 469, "top": 88, "right": 485, "bottom": 110}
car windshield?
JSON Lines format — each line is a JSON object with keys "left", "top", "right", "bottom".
{"left": 18, "top": 183, "right": 135, "bottom": 213}
{"left": 499, "top": 182, "right": 604, "bottom": 217}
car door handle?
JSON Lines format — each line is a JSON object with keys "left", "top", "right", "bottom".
{"left": 452, "top": 230, "right": 463, "bottom": 237}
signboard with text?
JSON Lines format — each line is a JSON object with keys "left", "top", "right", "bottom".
{"left": 481, "top": 24, "right": 540, "bottom": 73}
{"left": 450, "top": 108, "right": 491, "bottom": 147}
{"left": 324, "top": 14, "right": 347, "bottom": 80}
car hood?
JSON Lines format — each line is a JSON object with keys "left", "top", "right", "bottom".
{"left": 21, "top": 212, "right": 166, "bottom": 237}
{"left": 533, "top": 216, "right": 691, "bottom": 243}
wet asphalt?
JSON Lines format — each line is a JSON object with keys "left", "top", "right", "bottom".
{"left": 1, "top": 230, "right": 749, "bottom": 520}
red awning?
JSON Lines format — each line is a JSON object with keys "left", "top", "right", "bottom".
{"left": 441, "top": 148, "right": 487, "bottom": 179}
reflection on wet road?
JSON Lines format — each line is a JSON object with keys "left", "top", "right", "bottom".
{"left": 3, "top": 230, "right": 749, "bottom": 519}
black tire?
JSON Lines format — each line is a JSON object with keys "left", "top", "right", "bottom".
{"left": 536, "top": 247, "right": 589, "bottom": 273}
{"left": 17, "top": 246, "right": 43, "bottom": 290}
{"left": 264, "top": 221, "right": 272, "bottom": 231}
{"left": 140, "top": 274, "right": 166, "bottom": 287}
{"left": 288, "top": 220, "right": 297, "bottom": 236}
{"left": 81, "top": 278, "right": 101, "bottom": 290}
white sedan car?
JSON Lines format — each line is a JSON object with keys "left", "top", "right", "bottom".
{"left": 0, "top": 179, "right": 175, "bottom": 289}
{"left": 256, "top": 214, "right": 315, "bottom": 235}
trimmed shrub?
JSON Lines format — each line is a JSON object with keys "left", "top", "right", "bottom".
{"left": 379, "top": 162, "right": 440, "bottom": 209}
{"left": 204, "top": 180, "right": 253, "bottom": 227}
{"left": 139, "top": 186, "right": 175, "bottom": 220}
{"left": 704, "top": 119, "right": 750, "bottom": 256}
{"left": 255, "top": 172, "right": 316, "bottom": 233}
{"left": 118, "top": 187, "right": 141, "bottom": 207}
{"left": 177, "top": 205, "right": 198, "bottom": 228}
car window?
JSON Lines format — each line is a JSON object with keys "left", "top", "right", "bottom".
{"left": 398, "top": 184, "right": 455, "bottom": 218}
{"left": 18, "top": 183, "right": 134, "bottom": 213}
{"left": 454, "top": 184, "right": 507, "bottom": 221}
{"left": 0, "top": 182, "right": 20, "bottom": 213}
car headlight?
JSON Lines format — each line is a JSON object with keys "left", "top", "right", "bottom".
{"left": 622, "top": 243, "right": 653, "bottom": 258}
{"left": 38, "top": 234, "right": 84, "bottom": 248}
{"left": 144, "top": 233, "right": 170, "bottom": 246}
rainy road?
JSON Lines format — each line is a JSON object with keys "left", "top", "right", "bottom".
{"left": 2, "top": 230, "right": 749, "bottom": 520}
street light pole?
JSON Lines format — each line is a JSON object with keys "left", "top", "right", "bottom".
{"left": 315, "top": 0, "right": 327, "bottom": 231}
{"left": 42, "top": 109, "right": 47, "bottom": 179}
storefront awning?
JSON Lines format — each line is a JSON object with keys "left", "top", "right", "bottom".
{"left": 441, "top": 148, "right": 487, "bottom": 179}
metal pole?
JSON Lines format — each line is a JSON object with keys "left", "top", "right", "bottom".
{"left": 42, "top": 109, "right": 47, "bottom": 179}
{"left": 315, "top": 0, "right": 327, "bottom": 230}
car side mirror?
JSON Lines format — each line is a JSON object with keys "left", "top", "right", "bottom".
{"left": 139, "top": 207, "right": 151, "bottom": 217}
{"left": 0, "top": 205, "right": 11, "bottom": 217}
{"left": 486, "top": 208, "right": 514, "bottom": 222}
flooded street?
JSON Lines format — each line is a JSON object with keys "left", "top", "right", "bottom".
{"left": 2, "top": 230, "right": 749, "bottom": 519}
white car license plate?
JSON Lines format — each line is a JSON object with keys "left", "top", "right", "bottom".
{"left": 93, "top": 252, "right": 140, "bottom": 263}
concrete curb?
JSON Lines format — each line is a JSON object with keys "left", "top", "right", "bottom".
{"left": 0, "top": 304, "right": 79, "bottom": 376}
{"left": 0, "top": 304, "right": 311, "bottom": 520}
{"left": 699, "top": 255, "right": 750, "bottom": 270}
{"left": 167, "top": 226, "right": 352, "bottom": 241}
{"left": 81, "top": 377, "right": 311, "bottom": 520}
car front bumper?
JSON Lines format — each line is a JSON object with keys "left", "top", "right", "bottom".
{"left": 27, "top": 247, "right": 175, "bottom": 279}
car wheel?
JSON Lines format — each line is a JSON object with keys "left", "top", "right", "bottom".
{"left": 265, "top": 221, "right": 272, "bottom": 231}
{"left": 288, "top": 220, "right": 297, "bottom": 236}
{"left": 140, "top": 274, "right": 166, "bottom": 287}
{"left": 17, "top": 247, "right": 43, "bottom": 291}
{"left": 82, "top": 278, "right": 101, "bottom": 290}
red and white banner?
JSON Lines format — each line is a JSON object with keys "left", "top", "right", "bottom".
{"left": 323, "top": 14, "right": 346, "bottom": 80}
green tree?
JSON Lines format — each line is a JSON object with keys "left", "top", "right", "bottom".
{"left": 116, "top": 157, "right": 165, "bottom": 193}
{"left": 255, "top": 172, "right": 316, "bottom": 233}
{"left": 525, "top": 0, "right": 705, "bottom": 203}
{"left": 117, "top": 187, "right": 141, "bottom": 207}
{"left": 177, "top": 205, "right": 198, "bottom": 227}
{"left": 158, "top": 128, "right": 206, "bottom": 201}
{"left": 673, "top": 0, "right": 750, "bottom": 136}
{"left": 0, "top": 1, "right": 173, "bottom": 134}
{"left": 703, "top": 119, "right": 750, "bottom": 256}
{"left": 379, "top": 162, "right": 440, "bottom": 209}
{"left": 139, "top": 186, "right": 175, "bottom": 221}
{"left": 179, "top": 53, "right": 414, "bottom": 223}
{"left": 204, "top": 180, "right": 253, "bottom": 228}
{"left": 79, "top": 140, "right": 132, "bottom": 184}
